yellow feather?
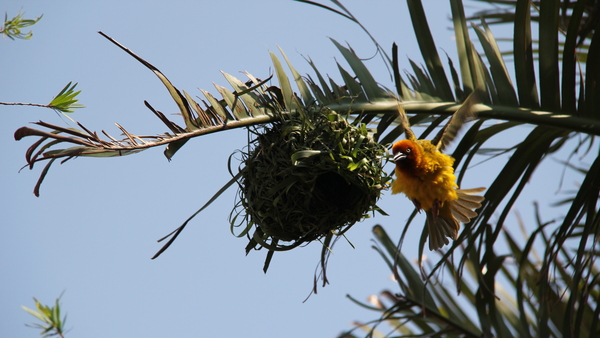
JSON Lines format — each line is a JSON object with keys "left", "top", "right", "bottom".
{"left": 391, "top": 133, "right": 485, "bottom": 250}
{"left": 391, "top": 139, "right": 458, "bottom": 210}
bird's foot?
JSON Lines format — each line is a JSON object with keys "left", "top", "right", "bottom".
{"left": 431, "top": 199, "right": 441, "bottom": 219}
{"left": 411, "top": 199, "right": 422, "bottom": 212}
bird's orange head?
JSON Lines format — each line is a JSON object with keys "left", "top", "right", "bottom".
{"left": 392, "top": 139, "right": 420, "bottom": 168}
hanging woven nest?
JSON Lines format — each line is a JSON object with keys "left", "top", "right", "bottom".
{"left": 232, "top": 108, "right": 389, "bottom": 251}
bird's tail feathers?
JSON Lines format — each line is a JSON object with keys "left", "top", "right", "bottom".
{"left": 426, "top": 211, "right": 457, "bottom": 250}
{"left": 426, "top": 187, "right": 485, "bottom": 251}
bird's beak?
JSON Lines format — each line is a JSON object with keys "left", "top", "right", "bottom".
{"left": 393, "top": 152, "right": 407, "bottom": 163}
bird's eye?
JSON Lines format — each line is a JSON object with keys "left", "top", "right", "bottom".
{"left": 405, "top": 147, "right": 412, "bottom": 153}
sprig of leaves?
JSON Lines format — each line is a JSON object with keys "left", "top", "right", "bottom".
{"left": 1, "top": 10, "right": 42, "bottom": 40}
{"left": 48, "top": 82, "right": 85, "bottom": 114}
{"left": 0, "top": 82, "right": 84, "bottom": 116}
{"left": 22, "top": 295, "right": 68, "bottom": 338}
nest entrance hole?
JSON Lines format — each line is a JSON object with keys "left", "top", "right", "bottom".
{"left": 312, "top": 171, "right": 365, "bottom": 215}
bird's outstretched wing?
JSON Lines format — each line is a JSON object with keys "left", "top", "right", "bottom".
{"left": 396, "top": 100, "right": 416, "bottom": 141}
{"left": 431, "top": 90, "right": 481, "bottom": 152}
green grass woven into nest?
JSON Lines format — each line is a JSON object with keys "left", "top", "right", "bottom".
{"left": 235, "top": 108, "right": 389, "bottom": 246}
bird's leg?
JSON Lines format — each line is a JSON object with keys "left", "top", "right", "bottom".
{"left": 431, "top": 199, "right": 441, "bottom": 219}
{"left": 411, "top": 199, "right": 422, "bottom": 212}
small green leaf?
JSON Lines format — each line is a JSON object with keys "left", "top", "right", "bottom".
{"left": 1, "top": 11, "right": 42, "bottom": 40}
{"left": 291, "top": 150, "right": 324, "bottom": 165}
{"left": 22, "top": 295, "right": 66, "bottom": 338}
{"left": 48, "top": 82, "right": 85, "bottom": 114}
{"left": 21, "top": 305, "right": 47, "bottom": 323}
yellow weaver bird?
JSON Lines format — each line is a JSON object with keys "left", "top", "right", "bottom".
{"left": 391, "top": 93, "right": 485, "bottom": 250}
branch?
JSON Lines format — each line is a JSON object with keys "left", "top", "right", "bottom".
{"left": 0, "top": 82, "right": 85, "bottom": 116}
{"left": 0, "top": 102, "right": 49, "bottom": 108}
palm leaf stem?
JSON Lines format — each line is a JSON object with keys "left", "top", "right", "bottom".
{"left": 15, "top": 114, "right": 277, "bottom": 153}
{"left": 326, "top": 101, "right": 600, "bottom": 136}
{"left": 16, "top": 101, "right": 600, "bottom": 164}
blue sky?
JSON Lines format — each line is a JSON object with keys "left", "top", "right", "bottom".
{"left": 1, "top": 1, "right": 588, "bottom": 337}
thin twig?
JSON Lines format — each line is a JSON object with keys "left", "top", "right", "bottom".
{"left": 0, "top": 102, "right": 50, "bottom": 108}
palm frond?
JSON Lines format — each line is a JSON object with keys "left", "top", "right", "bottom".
{"left": 14, "top": 32, "right": 412, "bottom": 195}
{"left": 344, "top": 222, "right": 599, "bottom": 337}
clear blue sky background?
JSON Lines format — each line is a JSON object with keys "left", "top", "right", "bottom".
{"left": 1, "top": 1, "right": 587, "bottom": 337}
